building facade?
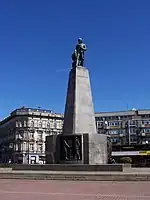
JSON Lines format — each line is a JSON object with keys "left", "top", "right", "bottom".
{"left": 1, "top": 107, "right": 150, "bottom": 165}
{"left": 0, "top": 107, "right": 63, "bottom": 164}
{"left": 95, "top": 109, "right": 150, "bottom": 166}
{"left": 95, "top": 109, "right": 150, "bottom": 146}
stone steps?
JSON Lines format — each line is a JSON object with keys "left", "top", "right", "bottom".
{"left": 0, "top": 171, "right": 150, "bottom": 181}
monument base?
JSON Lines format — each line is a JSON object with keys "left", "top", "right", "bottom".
{"left": 88, "top": 133, "right": 107, "bottom": 164}
{"left": 46, "top": 133, "right": 107, "bottom": 164}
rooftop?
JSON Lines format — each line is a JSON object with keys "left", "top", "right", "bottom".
{"left": 95, "top": 109, "right": 150, "bottom": 117}
{"left": 1, "top": 107, "right": 150, "bottom": 125}
{"left": 0, "top": 107, "right": 64, "bottom": 126}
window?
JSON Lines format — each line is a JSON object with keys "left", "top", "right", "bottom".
{"left": 55, "top": 120, "right": 63, "bottom": 129}
{"left": 23, "top": 142, "right": 27, "bottom": 151}
{"left": 142, "top": 129, "right": 150, "bottom": 133}
{"left": 39, "top": 121, "right": 42, "bottom": 128}
{"left": 29, "top": 130, "right": 34, "bottom": 139}
{"left": 96, "top": 117, "right": 103, "bottom": 121}
{"left": 38, "top": 133, "right": 43, "bottom": 140}
{"left": 42, "top": 121, "right": 46, "bottom": 128}
{"left": 18, "top": 130, "right": 24, "bottom": 139}
{"left": 16, "top": 121, "right": 19, "bottom": 127}
{"left": 37, "top": 130, "right": 43, "bottom": 140}
{"left": 54, "top": 121, "right": 57, "bottom": 129}
{"left": 50, "top": 122, "right": 55, "bottom": 128}
{"left": 130, "top": 136, "right": 137, "bottom": 143}
{"left": 29, "top": 143, "right": 34, "bottom": 152}
{"left": 146, "top": 129, "right": 150, "bottom": 133}
{"left": 17, "top": 143, "right": 22, "bottom": 151}
{"left": 15, "top": 144, "right": 18, "bottom": 151}
{"left": 97, "top": 129, "right": 104, "bottom": 134}
{"left": 108, "top": 121, "right": 120, "bottom": 126}
{"left": 142, "top": 115, "right": 150, "bottom": 119}
{"left": 142, "top": 121, "right": 150, "bottom": 125}
{"left": 130, "top": 120, "right": 137, "bottom": 126}
{"left": 30, "top": 132, "right": 34, "bottom": 139}
{"left": 110, "top": 138, "right": 120, "bottom": 143}
{"left": 59, "top": 121, "right": 63, "bottom": 129}
{"left": 34, "top": 120, "right": 37, "bottom": 127}
{"left": 47, "top": 122, "right": 50, "bottom": 129}
{"left": 30, "top": 121, "right": 34, "bottom": 127}
{"left": 108, "top": 130, "right": 121, "bottom": 135}
{"left": 97, "top": 121, "right": 103, "bottom": 128}
{"left": 130, "top": 128, "right": 137, "bottom": 134}
{"left": 38, "top": 144, "right": 43, "bottom": 152}
{"left": 24, "top": 121, "right": 27, "bottom": 127}
{"left": 16, "top": 121, "right": 22, "bottom": 127}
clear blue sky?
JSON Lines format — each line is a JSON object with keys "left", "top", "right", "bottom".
{"left": 0, "top": 0, "right": 150, "bottom": 119}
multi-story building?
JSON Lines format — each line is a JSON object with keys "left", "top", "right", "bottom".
{"left": 0, "top": 107, "right": 63, "bottom": 164}
{"left": 95, "top": 109, "right": 150, "bottom": 166}
{"left": 95, "top": 109, "right": 150, "bottom": 146}
{"left": 1, "top": 107, "right": 150, "bottom": 165}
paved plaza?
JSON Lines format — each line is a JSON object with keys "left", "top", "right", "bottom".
{"left": 0, "top": 179, "right": 150, "bottom": 200}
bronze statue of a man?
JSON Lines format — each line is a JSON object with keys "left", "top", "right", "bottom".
{"left": 72, "top": 38, "right": 87, "bottom": 68}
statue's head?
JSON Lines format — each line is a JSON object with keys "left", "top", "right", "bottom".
{"left": 78, "top": 38, "right": 83, "bottom": 44}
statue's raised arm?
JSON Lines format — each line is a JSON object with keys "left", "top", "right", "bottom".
{"left": 72, "top": 38, "right": 87, "bottom": 68}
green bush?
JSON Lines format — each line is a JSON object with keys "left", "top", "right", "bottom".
{"left": 119, "top": 157, "right": 132, "bottom": 164}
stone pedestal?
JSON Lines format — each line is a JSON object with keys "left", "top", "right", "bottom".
{"left": 88, "top": 133, "right": 107, "bottom": 164}
{"left": 46, "top": 133, "right": 107, "bottom": 164}
{"left": 46, "top": 66, "right": 107, "bottom": 164}
{"left": 63, "top": 66, "right": 97, "bottom": 135}
{"left": 45, "top": 135, "right": 58, "bottom": 164}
